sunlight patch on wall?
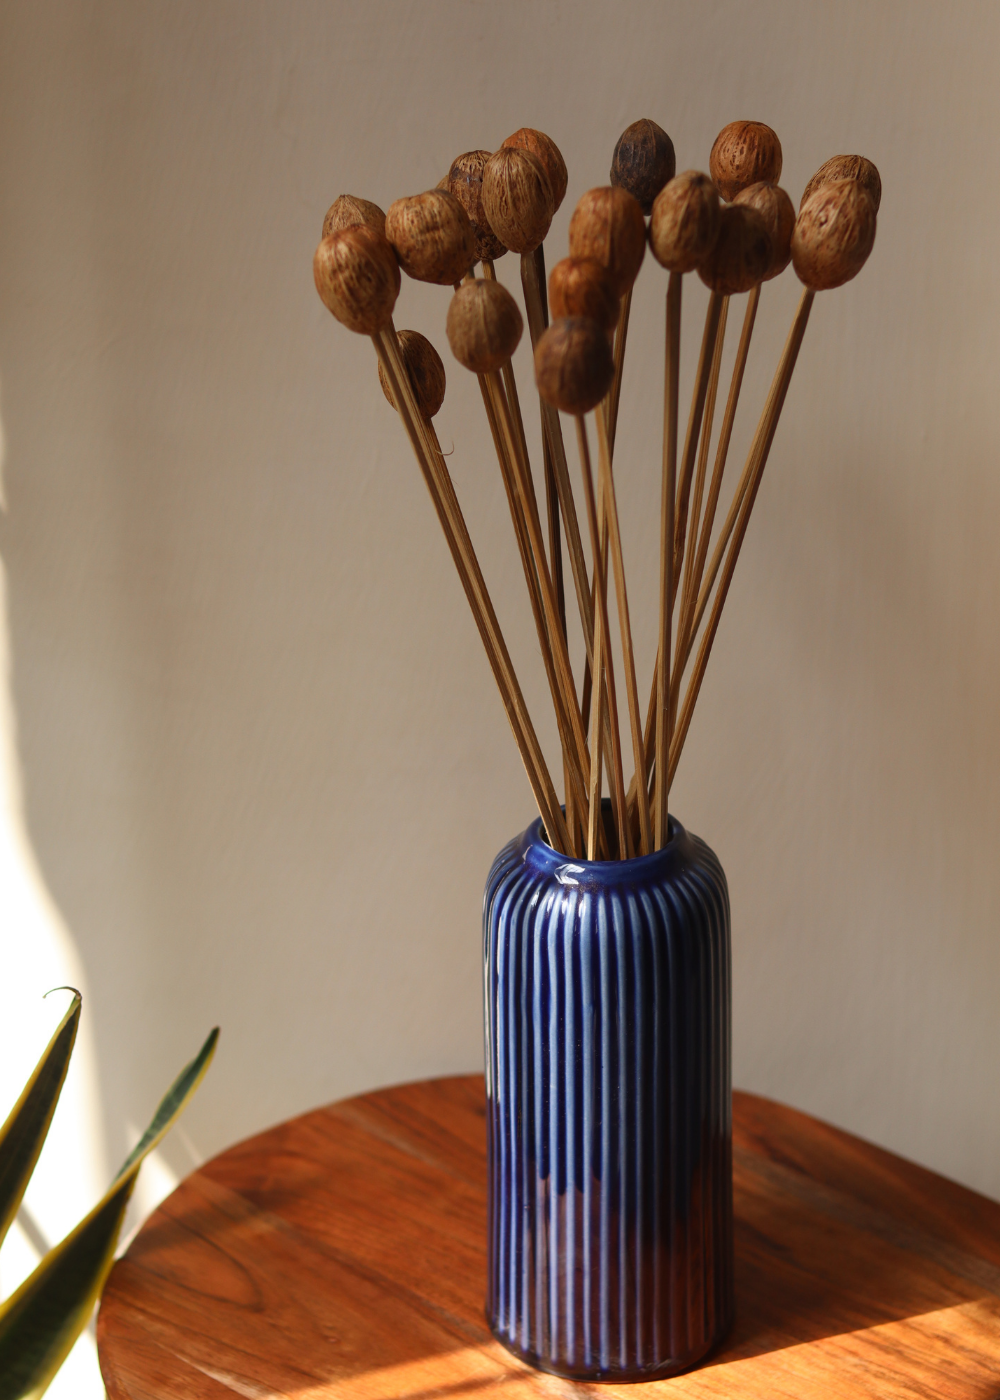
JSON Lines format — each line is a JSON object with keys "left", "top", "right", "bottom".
{"left": 0, "top": 399, "right": 106, "bottom": 1395}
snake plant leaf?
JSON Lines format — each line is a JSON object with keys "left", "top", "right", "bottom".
{"left": 113, "top": 1025, "right": 218, "bottom": 1182}
{"left": 0, "top": 1025, "right": 218, "bottom": 1400}
{"left": 0, "top": 991, "right": 81, "bottom": 1253}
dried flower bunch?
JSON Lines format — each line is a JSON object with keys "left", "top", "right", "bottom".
{"left": 313, "top": 119, "right": 880, "bottom": 860}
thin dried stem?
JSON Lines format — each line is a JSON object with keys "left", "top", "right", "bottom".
{"left": 673, "top": 290, "right": 725, "bottom": 594}
{"left": 489, "top": 369, "right": 593, "bottom": 825}
{"left": 605, "top": 285, "right": 632, "bottom": 460}
{"left": 596, "top": 410, "right": 652, "bottom": 856}
{"left": 668, "top": 290, "right": 815, "bottom": 787}
{"left": 481, "top": 372, "right": 583, "bottom": 856}
{"left": 576, "top": 418, "right": 627, "bottom": 859}
{"left": 481, "top": 259, "right": 542, "bottom": 570}
{"left": 519, "top": 250, "right": 624, "bottom": 845}
{"left": 373, "top": 326, "right": 569, "bottom": 851}
{"left": 678, "top": 294, "right": 729, "bottom": 636}
{"left": 674, "top": 284, "right": 760, "bottom": 689}
{"left": 654, "top": 271, "right": 682, "bottom": 848}
{"left": 520, "top": 252, "right": 594, "bottom": 678}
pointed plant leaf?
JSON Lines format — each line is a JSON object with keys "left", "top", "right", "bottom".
{"left": 114, "top": 1025, "right": 219, "bottom": 1181}
{"left": 0, "top": 1171, "right": 137, "bottom": 1400}
{"left": 0, "top": 992, "right": 81, "bottom": 1252}
{"left": 0, "top": 1026, "right": 218, "bottom": 1400}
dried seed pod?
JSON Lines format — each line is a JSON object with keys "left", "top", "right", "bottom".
{"left": 733, "top": 182, "right": 795, "bottom": 280}
{"left": 709, "top": 121, "right": 783, "bottom": 202}
{"left": 313, "top": 224, "right": 401, "bottom": 335}
{"left": 447, "top": 150, "right": 507, "bottom": 263}
{"left": 481, "top": 147, "right": 554, "bottom": 255}
{"left": 378, "top": 329, "right": 446, "bottom": 419}
{"left": 548, "top": 257, "right": 619, "bottom": 335}
{"left": 435, "top": 174, "right": 450, "bottom": 191}
{"left": 501, "top": 128, "right": 568, "bottom": 212}
{"left": 446, "top": 279, "right": 523, "bottom": 373}
{"left": 800, "top": 154, "right": 882, "bottom": 214}
{"left": 648, "top": 171, "right": 721, "bottom": 273}
{"left": 698, "top": 203, "right": 772, "bottom": 295}
{"left": 321, "top": 194, "right": 387, "bottom": 241}
{"left": 791, "top": 179, "right": 877, "bottom": 290}
{"left": 385, "top": 189, "right": 476, "bottom": 286}
{"left": 610, "top": 118, "right": 676, "bottom": 215}
{"left": 568, "top": 187, "right": 646, "bottom": 296}
{"left": 535, "top": 318, "right": 615, "bottom": 416}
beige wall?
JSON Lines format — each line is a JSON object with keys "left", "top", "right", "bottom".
{"left": 1, "top": 0, "right": 999, "bottom": 1208}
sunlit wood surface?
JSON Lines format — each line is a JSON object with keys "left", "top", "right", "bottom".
{"left": 98, "top": 1075, "right": 1000, "bottom": 1399}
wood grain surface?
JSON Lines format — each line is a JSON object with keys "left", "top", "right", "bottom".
{"left": 97, "top": 1077, "right": 1000, "bottom": 1399}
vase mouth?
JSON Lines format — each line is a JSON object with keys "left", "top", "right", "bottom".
{"left": 522, "top": 801, "right": 689, "bottom": 890}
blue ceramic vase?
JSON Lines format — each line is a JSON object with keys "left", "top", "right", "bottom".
{"left": 483, "top": 806, "right": 734, "bottom": 1382}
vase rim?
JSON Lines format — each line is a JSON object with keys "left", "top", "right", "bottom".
{"left": 521, "top": 806, "right": 691, "bottom": 891}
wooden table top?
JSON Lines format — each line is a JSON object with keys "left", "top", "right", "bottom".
{"left": 97, "top": 1075, "right": 1000, "bottom": 1399}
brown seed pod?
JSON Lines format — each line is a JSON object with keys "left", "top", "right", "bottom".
{"left": 709, "top": 121, "right": 783, "bottom": 202}
{"left": 481, "top": 147, "right": 554, "bottom": 255}
{"left": 733, "top": 182, "right": 795, "bottom": 280}
{"left": 548, "top": 257, "right": 619, "bottom": 336}
{"left": 385, "top": 189, "right": 476, "bottom": 286}
{"left": 800, "top": 154, "right": 882, "bottom": 214}
{"left": 698, "top": 203, "right": 773, "bottom": 295}
{"left": 446, "top": 279, "right": 523, "bottom": 374}
{"left": 648, "top": 171, "right": 721, "bottom": 273}
{"left": 791, "top": 178, "right": 877, "bottom": 291}
{"left": 610, "top": 118, "right": 676, "bottom": 215}
{"left": 535, "top": 318, "right": 615, "bottom": 416}
{"left": 447, "top": 150, "right": 507, "bottom": 264}
{"left": 321, "top": 194, "right": 387, "bottom": 241}
{"left": 501, "top": 128, "right": 568, "bottom": 212}
{"left": 378, "top": 329, "right": 446, "bottom": 420}
{"left": 313, "top": 224, "right": 401, "bottom": 335}
{"left": 568, "top": 187, "right": 646, "bottom": 296}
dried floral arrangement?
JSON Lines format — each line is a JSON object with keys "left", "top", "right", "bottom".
{"left": 313, "top": 121, "right": 880, "bottom": 861}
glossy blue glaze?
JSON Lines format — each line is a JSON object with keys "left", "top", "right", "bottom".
{"left": 483, "top": 808, "right": 733, "bottom": 1382}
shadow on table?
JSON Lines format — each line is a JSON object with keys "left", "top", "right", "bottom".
{"left": 98, "top": 1081, "right": 1000, "bottom": 1395}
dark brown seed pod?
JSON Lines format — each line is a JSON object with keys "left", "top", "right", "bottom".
{"left": 548, "top": 257, "right": 619, "bottom": 336}
{"left": 385, "top": 189, "right": 476, "bottom": 286}
{"left": 321, "top": 194, "right": 387, "bottom": 241}
{"left": 378, "top": 329, "right": 446, "bottom": 420}
{"left": 648, "top": 171, "right": 721, "bottom": 273}
{"left": 791, "top": 178, "right": 877, "bottom": 290}
{"left": 481, "top": 147, "right": 554, "bottom": 255}
{"left": 610, "top": 118, "right": 676, "bottom": 215}
{"left": 698, "top": 203, "right": 773, "bottom": 295}
{"left": 501, "top": 128, "right": 568, "bottom": 212}
{"left": 568, "top": 187, "right": 646, "bottom": 296}
{"left": 447, "top": 150, "right": 507, "bottom": 263}
{"left": 733, "top": 182, "right": 795, "bottom": 280}
{"left": 709, "top": 121, "right": 783, "bottom": 202}
{"left": 535, "top": 318, "right": 615, "bottom": 416}
{"left": 313, "top": 224, "right": 401, "bottom": 335}
{"left": 446, "top": 279, "right": 523, "bottom": 373}
{"left": 800, "top": 154, "right": 882, "bottom": 214}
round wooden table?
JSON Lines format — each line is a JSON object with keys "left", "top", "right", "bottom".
{"left": 98, "top": 1076, "right": 1000, "bottom": 1398}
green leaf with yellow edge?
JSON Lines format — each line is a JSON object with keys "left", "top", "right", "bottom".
{"left": 0, "top": 990, "right": 81, "bottom": 1252}
{"left": 0, "top": 1025, "right": 218, "bottom": 1400}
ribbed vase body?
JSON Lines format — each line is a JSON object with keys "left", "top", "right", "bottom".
{"left": 483, "top": 813, "right": 733, "bottom": 1382}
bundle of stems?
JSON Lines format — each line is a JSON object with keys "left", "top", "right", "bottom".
{"left": 314, "top": 131, "right": 880, "bottom": 860}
